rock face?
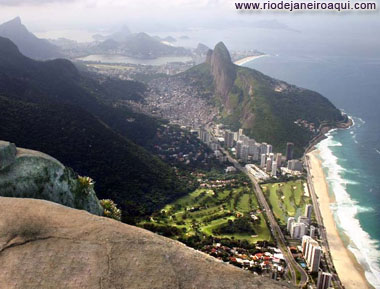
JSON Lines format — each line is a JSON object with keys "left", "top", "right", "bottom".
{"left": 183, "top": 42, "right": 345, "bottom": 157}
{"left": 0, "top": 197, "right": 294, "bottom": 289}
{"left": 0, "top": 141, "right": 102, "bottom": 215}
{"left": 205, "top": 42, "right": 236, "bottom": 110}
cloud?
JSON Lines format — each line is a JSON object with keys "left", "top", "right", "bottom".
{"left": 0, "top": 0, "right": 77, "bottom": 6}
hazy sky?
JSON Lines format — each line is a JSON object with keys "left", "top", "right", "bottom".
{"left": 0, "top": 0, "right": 379, "bottom": 56}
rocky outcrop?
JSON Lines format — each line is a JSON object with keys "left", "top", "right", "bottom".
{"left": 0, "top": 141, "right": 102, "bottom": 215}
{"left": 0, "top": 140, "right": 16, "bottom": 170}
{"left": 0, "top": 197, "right": 294, "bottom": 289}
{"left": 206, "top": 42, "right": 237, "bottom": 109}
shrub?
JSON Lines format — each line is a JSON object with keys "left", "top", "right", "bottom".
{"left": 100, "top": 199, "right": 122, "bottom": 221}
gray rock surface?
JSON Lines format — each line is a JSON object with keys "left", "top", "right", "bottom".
{"left": 0, "top": 140, "right": 17, "bottom": 170}
{"left": 0, "top": 141, "right": 102, "bottom": 215}
{"left": 0, "top": 197, "right": 295, "bottom": 289}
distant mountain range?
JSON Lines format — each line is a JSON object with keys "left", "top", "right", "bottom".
{"left": 0, "top": 17, "right": 62, "bottom": 60}
{"left": 91, "top": 31, "right": 190, "bottom": 59}
{"left": 180, "top": 42, "right": 347, "bottom": 156}
{"left": 0, "top": 36, "right": 191, "bottom": 221}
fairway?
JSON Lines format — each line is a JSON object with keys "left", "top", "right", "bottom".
{"left": 140, "top": 184, "right": 272, "bottom": 244}
{"left": 261, "top": 180, "right": 312, "bottom": 226}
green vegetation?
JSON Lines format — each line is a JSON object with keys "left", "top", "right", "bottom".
{"left": 100, "top": 199, "right": 122, "bottom": 221}
{"left": 261, "top": 180, "right": 312, "bottom": 226}
{"left": 0, "top": 36, "right": 192, "bottom": 222}
{"left": 179, "top": 42, "right": 345, "bottom": 157}
{"left": 139, "top": 175, "right": 272, "bottom": 245}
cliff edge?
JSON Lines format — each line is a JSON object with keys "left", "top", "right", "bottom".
{"left": 0, "top": 197, "right": 294, "bottom": 289}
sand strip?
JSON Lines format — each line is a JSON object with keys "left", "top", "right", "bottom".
{"left": 308, "top": 150, "right": 372, "bottom": 289}
{"left": 234, "top": 54, "right": 268, "bottom": 66}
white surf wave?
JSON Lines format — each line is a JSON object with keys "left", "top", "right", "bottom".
{"left": 317, "top": 134, "right": 380, "bottom": 289}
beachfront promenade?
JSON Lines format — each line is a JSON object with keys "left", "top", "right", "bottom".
{"left": 305, "top": 154, "right": 344, "bottom": 289}
{"left": 306, "top": 151, "right": 371, "bottom": 289}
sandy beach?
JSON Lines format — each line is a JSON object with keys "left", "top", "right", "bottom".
{"left": 308, "top": 150, "right": 373, "bottom": 289}
{"left": 234, "top": 54, "right": 268, "bottom": 66}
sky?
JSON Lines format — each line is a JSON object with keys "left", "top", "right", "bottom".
{"left": 0, "top": 0, "right": 379, "bottom": 56}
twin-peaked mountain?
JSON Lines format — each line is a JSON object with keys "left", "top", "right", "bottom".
{"left": 0, "top": 17, "right": 61, "bottom": 60}
{"left": 181, "top": 42, "right": 347, "bottom": 156}
{"left": 0, "top": 36, "right": 190, "bottom": 220}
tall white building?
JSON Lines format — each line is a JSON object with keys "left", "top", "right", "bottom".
{"left": 266, "top": 158, "right": 272, "bottom": 173}
{"left": 317, "top": 271, "right": 332, "bottom": 289}
{"left": 302, "top": 235, "right": 322, "bottom": 273}
{"left": 267, "top": 144, "right": 273, "bottom": 154}
{"left": 276, "top": 153, "right": 282, "bottom": 167}
{"left": 271, "top": 161, "right": 277, "bottom": 176}
{"left": 290, "top": 222, "right": 306, "bottom": 239}
{"left": 236, "top": 140, "right": 243, "bottom": 159}
{"left": 287, "top": 217, "right": 295, "bottom": 232}
{"left": 260, "top": 154, "right": 267, "bottom": 168}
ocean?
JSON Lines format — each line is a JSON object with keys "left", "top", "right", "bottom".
{"left": 245, "top": 54, "right": 380, "bottom": 288}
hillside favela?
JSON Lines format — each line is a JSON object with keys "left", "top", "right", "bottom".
{"left": 0, "top": 1, "right": 379, "bottom": 289}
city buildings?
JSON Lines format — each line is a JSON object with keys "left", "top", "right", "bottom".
{"left": 302, "top": 236, "right": 322, "bottom": 273}
{"left": 287, "top": 217, "right": 295, "bottom": 232}
{"left": 288, "top": 159, "right": 303, "bottom": 172}
{"left": 298, "top": 216, "right": 310, "bottom": 226}
{"left": 286, "top": 142, "right": 294, "bottom": 160}
{"left": 305, "top": 204, "right": 313, "bottom": 219}
{"left": 266, "top": 158, "right": 272, "bottom": 173}
{"left": 317, "top": 271, "right": 332, "bottom": 289}
{"left": 276, "top": 153, "right": 282, "bottom": 167}
{"left": 267, "top": 144, "right": 273, "bottom": 154}
{"left": 241, "top": 145, "right": 249, "bottom": 163}
{"left": 261, "top": 154, "right": 267, "bottom": 168}
{"left": 290, "top": 222, "right": 306, "bottom": 239}
{"left": 271, "top": 161, "right": 278, "bottom": 176}
{"left": 224, "top": 130, "right": 235, "bottom": 148}
{"left": 309, "top": 225, "right": 316, "bottom": 239}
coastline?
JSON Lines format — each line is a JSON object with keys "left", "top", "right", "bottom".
{"left": 234, "top": 54, "right": 268, "bottom": 66}
{"left": 307, "top": 150, "right": 373, "bottom": 289}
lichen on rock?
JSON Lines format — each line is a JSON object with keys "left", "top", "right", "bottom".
{"left": 0, "top": 141, "right": 103, "bottom": 215}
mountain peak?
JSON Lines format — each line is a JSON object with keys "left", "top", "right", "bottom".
{"left": 206, "top": 41, "right": 233, "bottom": 66}
{"left": 205, "top": 41, "right": 236, "bottom": 100}
{"left": 7, "top": 16, "right": 22, "bottom": 25}
{"left": 213, "top": 41, "right": 232, "bottom": 63}
{"left": 0, "top": 17, "right": 61, "bottom": 60}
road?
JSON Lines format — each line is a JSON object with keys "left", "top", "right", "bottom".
{"left": 305, "top": 155, "right": 344, "bottom": 289}
{"left": 220, "top": 146, "right": 309, "bottom": 287}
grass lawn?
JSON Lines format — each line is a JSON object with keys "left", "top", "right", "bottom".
{"left": 261, "top": 180, "right": 311, "bottom": 226}
{"left": 140, "top": 185, "right": 273, "bottom": 244}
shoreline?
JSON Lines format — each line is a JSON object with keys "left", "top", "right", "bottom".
{"left": 234, "top": 54, "right": 269, "bottom": 66}
{"left": 307, "top": 150, "right": 373, "bottom": 289}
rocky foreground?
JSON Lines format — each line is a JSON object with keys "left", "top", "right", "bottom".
{"left": 0, "top": 197, "right": 294, "bottom": 289}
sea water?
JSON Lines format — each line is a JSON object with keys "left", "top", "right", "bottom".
{"left": 246, "top": 55, "right": 380, "bottom": 288}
